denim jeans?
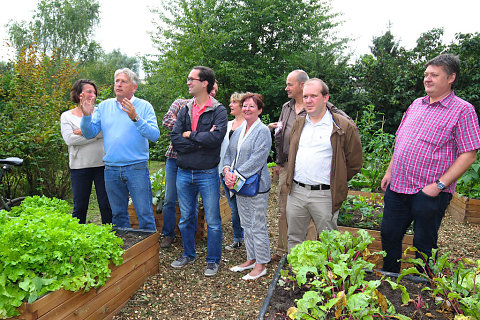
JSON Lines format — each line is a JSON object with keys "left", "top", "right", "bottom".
{"left": 162, "top": 157, "right": 178, "bottom": 238}
{"left": 221, "top": 174, "right": 243, "bottom": 242}
{"left": 104, "top": 161, "right": 156, "bottom": 231}
{"left": 163, "top": 158, "right": 199, "bottom": 237}
{"left": 177, "top": 167, "right": 222, "bottom": 263}
{"left": 381, "top": 185, "right": 452, "bottom": 273}
{"left": 70, "top": 166, "right": 112, "bottom": 224}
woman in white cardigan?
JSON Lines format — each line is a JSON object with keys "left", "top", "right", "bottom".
{"left": 60, "top": 79, "right": 112, "bottom": 224}
{"left": 223, "top": 93, "right": 271, "bottom": 280}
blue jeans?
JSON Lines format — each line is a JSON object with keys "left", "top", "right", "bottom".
{"left": 104, "top": 162, "right": 156, "bottom": 231}
{"left": 221, "top": 175, "right": 243, "bottom": 242}
{"left": 162, "top": 157, "right": 178, "bottom": 238}
{"left": 177, "top": 167, "right": 222, "bottom": 263}
{"left": 381, "top": 185, "right": 452, "bottom": 273}
{"left": 70, "top": 166, "right": 112, "bottom": 224}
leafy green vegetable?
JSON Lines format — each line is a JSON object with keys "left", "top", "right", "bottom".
{"left": 0, "top": 196, "right": 124, "bottom": 319}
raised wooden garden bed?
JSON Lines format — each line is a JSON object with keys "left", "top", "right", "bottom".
{"left": 12, "top": 230, "right": 159, "bottom": 320}
{"left": 128, "top": 197, "right": 231, "bottom": 238}
{"left": 446, "top": 192, "right": 480, "bottom": 225}
{"left": 337, "top": 226, "right": 414, "bottom": 269}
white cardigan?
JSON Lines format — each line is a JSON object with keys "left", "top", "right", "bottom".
{"left": 60, "top": 109, "right": 105, "bottom": 169}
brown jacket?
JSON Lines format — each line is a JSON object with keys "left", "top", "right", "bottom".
{"left": 285, "top": 106, "right": 363, "bottom": 213}
{"left": 274, "top": 99, "right": 350, "bottom": 166}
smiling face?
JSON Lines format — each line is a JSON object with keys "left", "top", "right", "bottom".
{"left": 114, "top": 73, "right": 137, "bottom": 101}
{"left": 424, "top": 65, "right": 455, "bottom": 102}
{"left": 242, "top": 97, "right": 262, "bottom": 125}
{"left": 81, "top": 83, "right": 96, "bottom": 102}
{"left": 187, "top": 69, "right": 207, "bottom": 97}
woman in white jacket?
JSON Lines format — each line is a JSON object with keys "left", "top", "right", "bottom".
{"left": 60, "top": 79, "right": 112, "bottom": 224}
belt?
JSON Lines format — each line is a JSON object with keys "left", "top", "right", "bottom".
{"left": 293, "top": 179, "right": 330, "bottom": 190}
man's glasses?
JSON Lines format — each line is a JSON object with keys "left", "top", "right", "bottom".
{"left": 187, "top": 77, "right": 202, "bottom": 82}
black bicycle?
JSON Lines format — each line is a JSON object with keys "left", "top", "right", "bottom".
{"left": 0, "top": 157, "right": 25, "bottom": 211}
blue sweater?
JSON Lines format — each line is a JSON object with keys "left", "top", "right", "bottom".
{"left": 80, "top": 96, "right": 160, "bottom": 166}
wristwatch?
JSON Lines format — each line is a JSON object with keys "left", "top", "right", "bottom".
{"left": 435, "top": 179, "right": 446, "bottom": 191}
{"left": 132, "top": 114, "right": 140, "bottom": 122}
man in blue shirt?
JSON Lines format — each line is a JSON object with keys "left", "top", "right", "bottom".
{"left": 80, "top": 68, "right": 160, "bottom": 230}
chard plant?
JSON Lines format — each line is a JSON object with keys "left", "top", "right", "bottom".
{"left": 398, "top": 248, "right": 480, "bottom": 318}
{"left": 285, "top": 229, "right": 412, "bottom": 319}
{"left": 0, "top": 196, "right": 124, "bottom": 319}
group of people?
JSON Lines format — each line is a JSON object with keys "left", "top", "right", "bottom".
{"left": 60, "top": 53, "right": 480, "bottom": 281}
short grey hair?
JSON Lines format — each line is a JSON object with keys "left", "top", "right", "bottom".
{"left": 291, "top": 69, "right": 309, "bottom": 84}
{"left": 114, "top": 68, "right": 138, "bottom": 85}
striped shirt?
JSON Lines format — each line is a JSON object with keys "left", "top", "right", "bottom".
{"left": 390, "top": 91, "right": 480, "bottom": 194}
{"left": 162, "top": 99, "right": 191, "bottom": 159}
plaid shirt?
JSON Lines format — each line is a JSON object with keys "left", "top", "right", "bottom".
{"left": 162, "top": 99, "right": 192, "bottom": 159}
{"left": 390, "top": 91, "right": 480, "bottom": 194}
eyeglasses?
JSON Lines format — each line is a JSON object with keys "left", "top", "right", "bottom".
{"left": 187, "top": 77, "right": 202, "bottom": 83}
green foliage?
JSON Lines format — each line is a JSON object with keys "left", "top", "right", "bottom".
{"left": 143, "top": 0, "right": 350, "bottom": 120}
{"left": 78, "top": 49, "right": 140, "bottom": 88}
{"left": 284, "top": 230, "right": 418, "bottom": 319}
{"left": 338, "top": 194, "right": 384, "bottom": 230}
{"left": 7, "top": 0, "right": 101, "bottom": 62}
{"left": 0, "top": 45, "right": 77, "bottom": 199}
{"left": 456, "top": 152, "right": 480, "bottom": 199}
{"left": 0, "top": 196, "right": 124, "bottom": 318}
{"left": 350, "top": 105, "right": 395, "bottom": 192}
{"left": 150, "top": 168, "right": 166, "bottom": 206}
{"left": 399, "top": 248, "right": 480, "bottom": 318}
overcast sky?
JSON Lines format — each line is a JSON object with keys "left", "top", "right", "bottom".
{"left": 1, "top": 0, "right": 479, "bottom": 63}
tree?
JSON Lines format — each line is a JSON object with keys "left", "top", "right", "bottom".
{"left": 7, "top": 0, "right": 100, "bottom": 62}
{"left": 143, "top": 0, "right": 350, "bottom": 118}
{"left": 78, "top": 49, "right": 140, "bottom": 88}
{"left": 0, "top": 45, "right": 78, "bottom": 199}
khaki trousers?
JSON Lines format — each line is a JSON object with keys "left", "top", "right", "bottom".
{"left": 286, "top": 183, "right": 339, "bottom": 252}
{"left": 276, "top": 163, "right": 317, "bottom": 255}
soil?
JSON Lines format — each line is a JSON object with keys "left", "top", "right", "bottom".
{"left": 265, "top": 265, "right": 451, "bottom": 319}
{"left": 115, "top": 229, "right": 153, "bottom": 250}
{"left": 110, "top": 181, "right": 480, "bottom": 320}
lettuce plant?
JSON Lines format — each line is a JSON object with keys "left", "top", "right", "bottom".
{"left": 0, "top": 196, "right": 124, "bottom": 319}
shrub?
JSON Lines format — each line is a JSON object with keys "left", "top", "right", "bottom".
{"left": 0, "top": 45, "right": 78, "bottom": 199}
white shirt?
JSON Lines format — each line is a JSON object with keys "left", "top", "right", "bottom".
{"left": 293, "top": 110, "right": 333, "bottom": 185}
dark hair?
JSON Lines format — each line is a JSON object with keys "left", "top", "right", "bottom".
{"left": 193, "top": 66, "right": 216, "bottom": 94}
{"left": 241, "top": 93, "right": 264, "bottom": 110}
{"left": 426, "top": 54, "right": 460, "bottom": 89}
{"left": 70, "top": 79, "right": 98, "bottom": 104}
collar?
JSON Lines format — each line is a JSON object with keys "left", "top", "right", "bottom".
{"left": 422, "top": 91, "right": 455, "bottom": 108}
{"left": 306, "top": 109, "right": 332, "bottom": 126}
{"left": 193, "top": 96, "right": 213, "bottom": 109}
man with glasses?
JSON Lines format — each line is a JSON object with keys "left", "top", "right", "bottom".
{"left": 161, "top": 80, "right": 219, "bottom": 248}
{"left": 170, "top": 66, "right": 228, "bottom": 276}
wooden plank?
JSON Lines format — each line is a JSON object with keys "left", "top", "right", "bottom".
{"left": 14, "top": 232, "right": 158, "bottom": 320}
{"left": 35, "top": 240, "right": 158, "bottom": 320}
{"left": 68, "top": 256, "right": 158, "bottom": 320}
{"left": 84, "top": 259, "right": 158, "bottom": 320}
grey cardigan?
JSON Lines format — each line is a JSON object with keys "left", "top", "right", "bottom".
{"left": 223, "top": 121, "right": 271, "bottom": 193}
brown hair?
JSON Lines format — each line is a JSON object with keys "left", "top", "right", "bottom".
{"left": 240, "top": 93, "right": 264, "bottom": 110}
{"left": 70, "top": 79, "right": 98, "bottom": 104}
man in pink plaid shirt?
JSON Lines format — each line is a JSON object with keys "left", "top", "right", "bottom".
{"left": 380, "top": 54, "right": 480, "bottom": 273}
